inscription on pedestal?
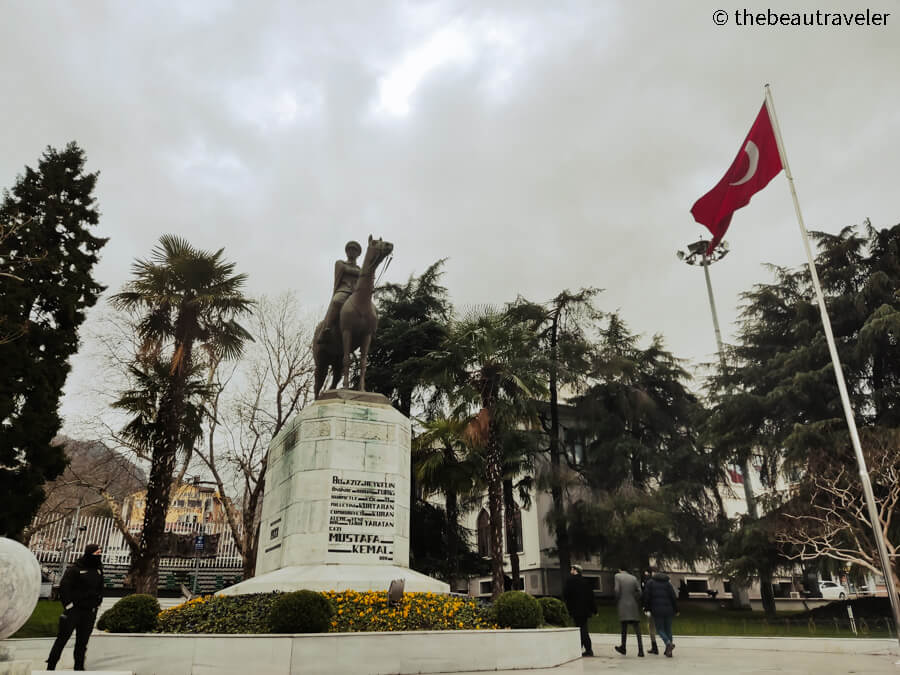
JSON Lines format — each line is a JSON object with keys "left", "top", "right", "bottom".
{"left": 327, "top": 473, "right": 396, "bottom": 562}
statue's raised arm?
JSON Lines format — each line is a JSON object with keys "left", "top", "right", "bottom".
{"left": 313, "top": 235, "right": 393, "bottom": 399}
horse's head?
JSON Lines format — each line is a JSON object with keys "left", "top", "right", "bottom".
{"left": 362, "top": 234, "right": 394, "bottom": 273}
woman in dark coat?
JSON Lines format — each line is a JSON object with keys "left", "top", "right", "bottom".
{"left": 642, "top": 570, "right": 679, "bottom": 657}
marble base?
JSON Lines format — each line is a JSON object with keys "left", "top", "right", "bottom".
{"left": 218, "top": 563, "right": 448, "bottom": 595}
{"left": 0, "top": 661, "right": 30, "bottom": 675}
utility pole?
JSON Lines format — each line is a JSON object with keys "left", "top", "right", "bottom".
{"left": 678, "top": 240, "right": 759, "bottom": 518}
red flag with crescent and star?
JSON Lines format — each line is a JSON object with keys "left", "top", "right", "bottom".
{"left": 691, "top": 103, "right": 783, "bottom": 254}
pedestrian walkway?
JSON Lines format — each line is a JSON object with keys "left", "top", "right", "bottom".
{"left": 453, "top": 634, "right": 900, "bottom": 674}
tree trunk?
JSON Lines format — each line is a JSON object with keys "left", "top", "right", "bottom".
{"left": 503, "top": 478, "right": 521, "bottom": 589}
{"left": 741, "top": 458, "right": 776, "bottom": 618}
{"left": 240, "top": 466, "right": 266, "bottom": 580}
{"left": 445, "top": 488, "right": 459, "bottom": 578}
{"left": 130, "top": 379, "right": 185, "bottom": 596}
{"left": 548, "top": 315, "right": 571, "bottom": 589}
{"left": 759, "top": 570, "right": 777, "bottom": 618}
{"left": 131, "top": 444, "right": 178, "bottom": 595}
{"left": 487, "top": 429, "right": 505, "bottom": 599}
{"left": 242, "top": 520, "right": 260, "bottom": 580}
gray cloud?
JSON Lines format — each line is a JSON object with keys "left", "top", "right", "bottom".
{"left": 1, "top": 0, "right": 897, "bottom": 426}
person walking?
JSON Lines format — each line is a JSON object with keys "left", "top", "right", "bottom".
{"left": 563, "top": 564, "right": 596, "bottom": 657}
{"left": 613, "top": 567, "right": 644, "bottom": 657}
{"left": 46, "top": 544, "right": 104, "bottom": 671}
{"left": 642, "top": 569, "right": 679, "bottom": 657}
{"left": 641, "top": 570, "right": 660, "bottom": 654}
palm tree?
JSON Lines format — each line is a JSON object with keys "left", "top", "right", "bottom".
{"left": 429, "top": 307, "right": 546, "bottom": 598}
{"left": 413, "top": 414, "right": 479, "bottom": 580}
{"left": 110, "top": 235, "right": 253, "bottom": 593}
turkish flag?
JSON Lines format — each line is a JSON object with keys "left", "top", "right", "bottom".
{"left": 691, "top": 103, "right": 783, "bottom": 253}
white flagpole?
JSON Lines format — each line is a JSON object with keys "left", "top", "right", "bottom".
{"left": 764, "top": 84, "right": 900, "bottom": 643}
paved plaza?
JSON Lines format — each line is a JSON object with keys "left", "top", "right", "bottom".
{"left": 456, "top": 651, "right": 898, "bottom": 674}
{"left": 455, "top": 634, "right": 900, "bottom": 675}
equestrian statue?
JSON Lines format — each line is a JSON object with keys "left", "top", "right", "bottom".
{"left": 313, "top": 235, "right": 393, "bottom": 398}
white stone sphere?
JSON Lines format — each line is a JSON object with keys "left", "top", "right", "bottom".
{"left": 0, "top": 537, "right": 41, "bottom": 640}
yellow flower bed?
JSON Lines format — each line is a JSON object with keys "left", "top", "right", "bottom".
{"left": 156, "top": 591, "right": 496, "bottom": 634}
{"left": 323, "top": 590, "right": 496, "bottom": 632}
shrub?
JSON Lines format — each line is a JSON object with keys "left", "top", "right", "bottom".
{"left": 324, "top": 590, "right": 496, "bottom": 632}
{"left": 158, "top": 593, "right": 279, "bottom": 634}
{"left": 97, "top": 594, "right": 160, "bottom": 633}
{"left": 269, "top": 590, "right": 334, "bottom": 633}
{"left": 493, "top": 591, "right": 543, "bottom": 629}
{"left": 538, "top": 597, "right": 571, "bottom": 626}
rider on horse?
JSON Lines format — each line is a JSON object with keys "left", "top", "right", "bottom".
{"left": 317, "top": 240, "right": 361, "bottom": 344}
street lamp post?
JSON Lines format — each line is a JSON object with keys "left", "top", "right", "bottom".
{"left": 188, "top": 477, "right": 217, "bottom": 596}
{"left": 677, "top": 239, "right": 760, "bottom": 520}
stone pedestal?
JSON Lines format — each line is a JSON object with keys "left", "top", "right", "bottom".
{"left": 221, "top": 390, "right": 448, "bottom": 595}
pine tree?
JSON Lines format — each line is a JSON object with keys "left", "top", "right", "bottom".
{"left": 0, "top": 143, "right": 106, "bottom": 538}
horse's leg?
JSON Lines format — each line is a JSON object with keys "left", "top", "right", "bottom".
{"left": 358, "top": 332, "right": 372, "bottom": 392}
{"left": 342, "top": 330, "right": 353, "bottom": 389}
{"left": 313, "top": 362, "right": 325, "bottom": 400}
{"left": 330, "top": 353, "right": 342, "bottom": 390}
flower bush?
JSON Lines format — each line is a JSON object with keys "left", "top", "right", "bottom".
{"left": 156, "top": 590, "right": 496, "bottom": 634}
{"left": 323, "top": 590, "right": 496, "bottom": 632}
{"left": 158, "top": 593, "right": 277, "bottom": 634}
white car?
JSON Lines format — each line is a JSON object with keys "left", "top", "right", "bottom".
{"left": 818, "top": 580, "right": 847, "bottom": 600}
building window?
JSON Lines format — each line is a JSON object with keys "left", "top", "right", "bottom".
{"left": 564, "top": 427, "right": 585, "bottom": 465}
{"left": 505, "top": 501, "right": 524, "bottom": 554}
{"left": 477, "top": 509, "right": 490, "bottom": 557}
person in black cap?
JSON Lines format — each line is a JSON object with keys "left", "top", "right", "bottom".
{"left": 46, "top": 543, "right": 104, "bottom": 671}
{"left": 563, "top": 564, "right": 596, "bottom": 657}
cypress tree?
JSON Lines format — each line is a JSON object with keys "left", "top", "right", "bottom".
{"left": 0, "top": 143, "right": 106, "bottom": 538}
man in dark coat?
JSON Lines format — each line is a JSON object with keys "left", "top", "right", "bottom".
{"left": 642, "top": 569, "right": 679, "bottom": 657}
{"left": 563, "top": 564, "right": 596, "bottom": 657}
{"left": 47, "top": 543, "right": 104, "bottom": 671}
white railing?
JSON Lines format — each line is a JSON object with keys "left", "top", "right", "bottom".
{"left": 28, "top": 514, "right": 245, "bottom": 570}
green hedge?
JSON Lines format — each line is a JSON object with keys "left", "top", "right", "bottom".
{"left": 158, "top": 593, "right": 277, "bottom": 634}
{"left": 493, "top": 591, "right": 543, "bottom": 629}
{"left": 97, "top": 594, "right": 160, "bottom": 633}
{"left": 269, "top": 590, "right": 334, "bottom": 633}
{"left": 538, "top": 597, "right": 571, "bottom": 626}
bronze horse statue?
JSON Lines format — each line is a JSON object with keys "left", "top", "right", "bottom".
{"left": 313, "top": 235, "right": 393, "bottom": 398}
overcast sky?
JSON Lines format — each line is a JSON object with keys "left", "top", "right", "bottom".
{"left": 2, "top": 1, "right": 898, "bottom": 432}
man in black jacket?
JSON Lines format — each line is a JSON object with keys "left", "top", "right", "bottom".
{"left": 563, "top": 564, "right": 596, "bottom": 657}
{"left": 642, "top": 569, "right": 679, "bottom": 658}
{"left": 46, "top": 543, "right": 104, "bottom": 671}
